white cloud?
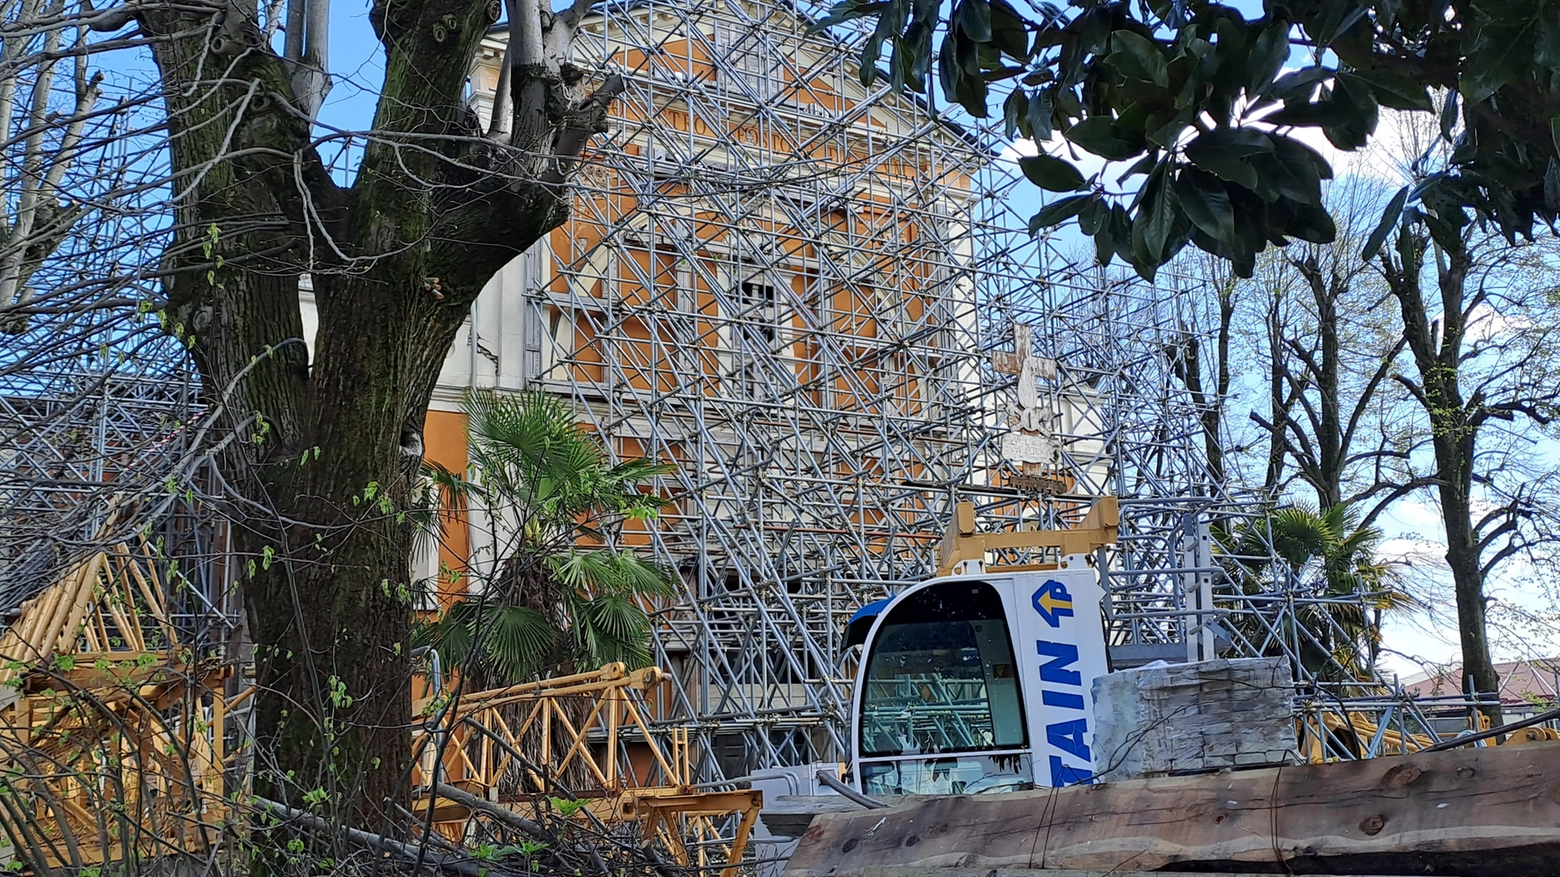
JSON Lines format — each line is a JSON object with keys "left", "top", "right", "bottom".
{"left": 1458, "top": 303, "right": 1536, "bottom": 343}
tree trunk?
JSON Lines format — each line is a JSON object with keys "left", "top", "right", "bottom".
{"left": 242, "top": 267, "right": 468, "bottom": 826}
{"left": 1383, "top": 229, "right": 1501, "bottom": 726}
{"left": 137, "top": 0, "right": 618, "bottom": 832}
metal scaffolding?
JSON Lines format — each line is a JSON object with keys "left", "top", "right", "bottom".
{"left": 0, "top": 331, "right": 239, "bottom": 654}
{"left": 0, "top": 0, "right": 1463, "bottom": 798}
{"left": 492, "top": 0, "right": 1451, "bottom": 777}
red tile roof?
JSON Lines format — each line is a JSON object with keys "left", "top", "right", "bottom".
{"left": 1405, "top": 658, "right": 1560, "bottom": 705}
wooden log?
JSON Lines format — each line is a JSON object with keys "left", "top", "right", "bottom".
{"left": 854, "top": 861, "right": 1428, "bottom": 867}
{"left": 760, "top": 795, "right": 927, "bottom": 838}
{"left": 784, "top": 743, "right": 1560, "bottom": 877}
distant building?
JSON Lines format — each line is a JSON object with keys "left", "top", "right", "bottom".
{"left": 1405, "top": 658, "right": 1560, "bottom": 722}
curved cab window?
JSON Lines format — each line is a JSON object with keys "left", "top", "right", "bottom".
{"left": 859, "top": 581, "right": 1027, "bottom": 758}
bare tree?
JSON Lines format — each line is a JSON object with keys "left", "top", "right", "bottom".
{"left": 1, "top": 0, "right": 625, "bottom": 831}
{"left": 1247, "top": 175, "right": 1420, "bottom": 519}
{"left": 1378, "top": 217, "right": 1560, "bottom": 725}
{"left": 1171, "top": 175, "right": 1417, "bottom": 515}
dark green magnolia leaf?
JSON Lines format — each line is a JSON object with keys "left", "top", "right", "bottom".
{"left": 1078, "top": 198, "right": 1107, "bottom": 235}
{"left": 1109, "top": 30, "right": 1170, "bottom": 88}
{"left": 1268, "top": 66, "right": 1331, "bottom": 102}
{"left": 1440, "top": 88, "right": 1460, "bottom": 139}
{"left": 1350, "top": 65, "right": 1434, "bottom": 112}
{"left": 1246, "top": 20, "right": 1291, "bottom": 96}
{"left": 956, "top": 0, "right": 992, "bottom": 43}
{"left": 1202, "top": 19, "right": 1253, "bottom": 126}
{"left": 1064, "top": 116, "right": 1143, "bottom": 161}
{"left": 1360, "top": 184, "right": 1410, "bottom": 261}
{"left": 1277, "top": 199, "right": 1337, "bottom": 243}
{"left": 1128, "top": 218, "right": 1159, "bottom": 280}
{"left": 1094, "top": 222, "right": 1114, "bottom": 266}
{"left": 988, "top": 0, "right": 1030, "bottom": 60}
{"left": 1133, "top": 165, "right": 1175, "bottom": 263}
{"left": 1544, "top": 159, "right": 1560, "bottom": 212}
{"left": 941, "top": 35, "right": 991, "bottom": 115}
{"left": 1462, "top": 5, "right": 1538, "bottom": 105}
{"left": 1019, "top": 153, "right": 1087, "bottom": 191}
{"left": 1029, "top": 194, "right": 1093, "bottom": 233}
{"left": 1173, "top": 169, "right": 1236, "bottom": 243}
{"left": 1270, "top": 134, "right": 1333, "bottom": 183}
{"left": 1117, "top": 152, "right": 1158, "bottom": 182}
{"left": 1076, "top": 6, "right": 1113, "bottom": 56}
{"left": 1003, "top": 89, "right": 1028, "bottom": 138}
{"left": 1027, "top": 88, "right": 1054, "bottom": 141}
{"left": 893, "top": 23, "right": 935, "bottom": 92}
{"left": 1147, "top": 108, "right": 1190, "bottom": 148}
{"left": 1538, "top": 13, "right": 1560, "bottom": 68}
{"left": 1253, "top": 144, "right": 1323, "bottom": 205}
{"left": 1322, "top": 73, "right": 1378, "bottom": 150}
{"left": 1423, "top": 211, "right": 1462, "bottom": 251}
{"left": 1265, "top": 92, "right": 1359, "bottom": 128}
{"left": 808, "top": 0, "right": 887, "bottom": 31}
{"left": 1183, "top": 127, "right": 1269, "bottom": 189}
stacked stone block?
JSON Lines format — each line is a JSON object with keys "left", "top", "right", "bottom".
{"left": 1090, "top": 656, "right": 1299, "bottom": 782}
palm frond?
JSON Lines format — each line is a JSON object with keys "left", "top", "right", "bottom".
{"left": 483, "top": 605, "right": 558, "bottom": 682}
{"left": 435, "top": 389, "right": 680, "bottom": 683}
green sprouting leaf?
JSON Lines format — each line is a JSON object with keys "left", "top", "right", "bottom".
{"left": 1018, "top": 153, "right": 1086, "bottom": 191}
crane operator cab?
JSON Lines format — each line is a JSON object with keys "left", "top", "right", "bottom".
{"left": 844, "top": 501, "right": 1115, "bottom": 796}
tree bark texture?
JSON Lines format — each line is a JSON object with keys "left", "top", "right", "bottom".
{"left": 137, "top": 0, "right": 617, "bottom": 830}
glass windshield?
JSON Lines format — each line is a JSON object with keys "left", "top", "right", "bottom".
{"left": 858, "top": 581, "right": 1027, "bottom": 757}
{"left": 860, "top": 754, "right": 1034, "bottom": 797}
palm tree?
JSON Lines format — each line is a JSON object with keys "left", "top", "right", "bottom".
{"left": 415, "top": 389, "right": 680, "bottom": 689}
{"left": 1222, "top": 503, "right": 1419, "bottom": 684}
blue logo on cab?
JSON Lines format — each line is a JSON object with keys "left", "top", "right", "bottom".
{"left": 1032, "top": 579, "right": 1074, "bottom": 627}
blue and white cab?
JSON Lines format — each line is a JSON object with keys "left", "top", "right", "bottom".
{"left": 846, "top": 559, "right": 1109, "bottom": 796}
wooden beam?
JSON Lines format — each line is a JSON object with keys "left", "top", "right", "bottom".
{"left": 784, "top": 743, "right": 1560, "bottom": 877}
{"left": 937, "top": 497, "right": 1117, "bottom": 576}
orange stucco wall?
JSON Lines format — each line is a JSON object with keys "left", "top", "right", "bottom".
{"left": 423, "top": 409, "right": 471, "bottom": 611}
